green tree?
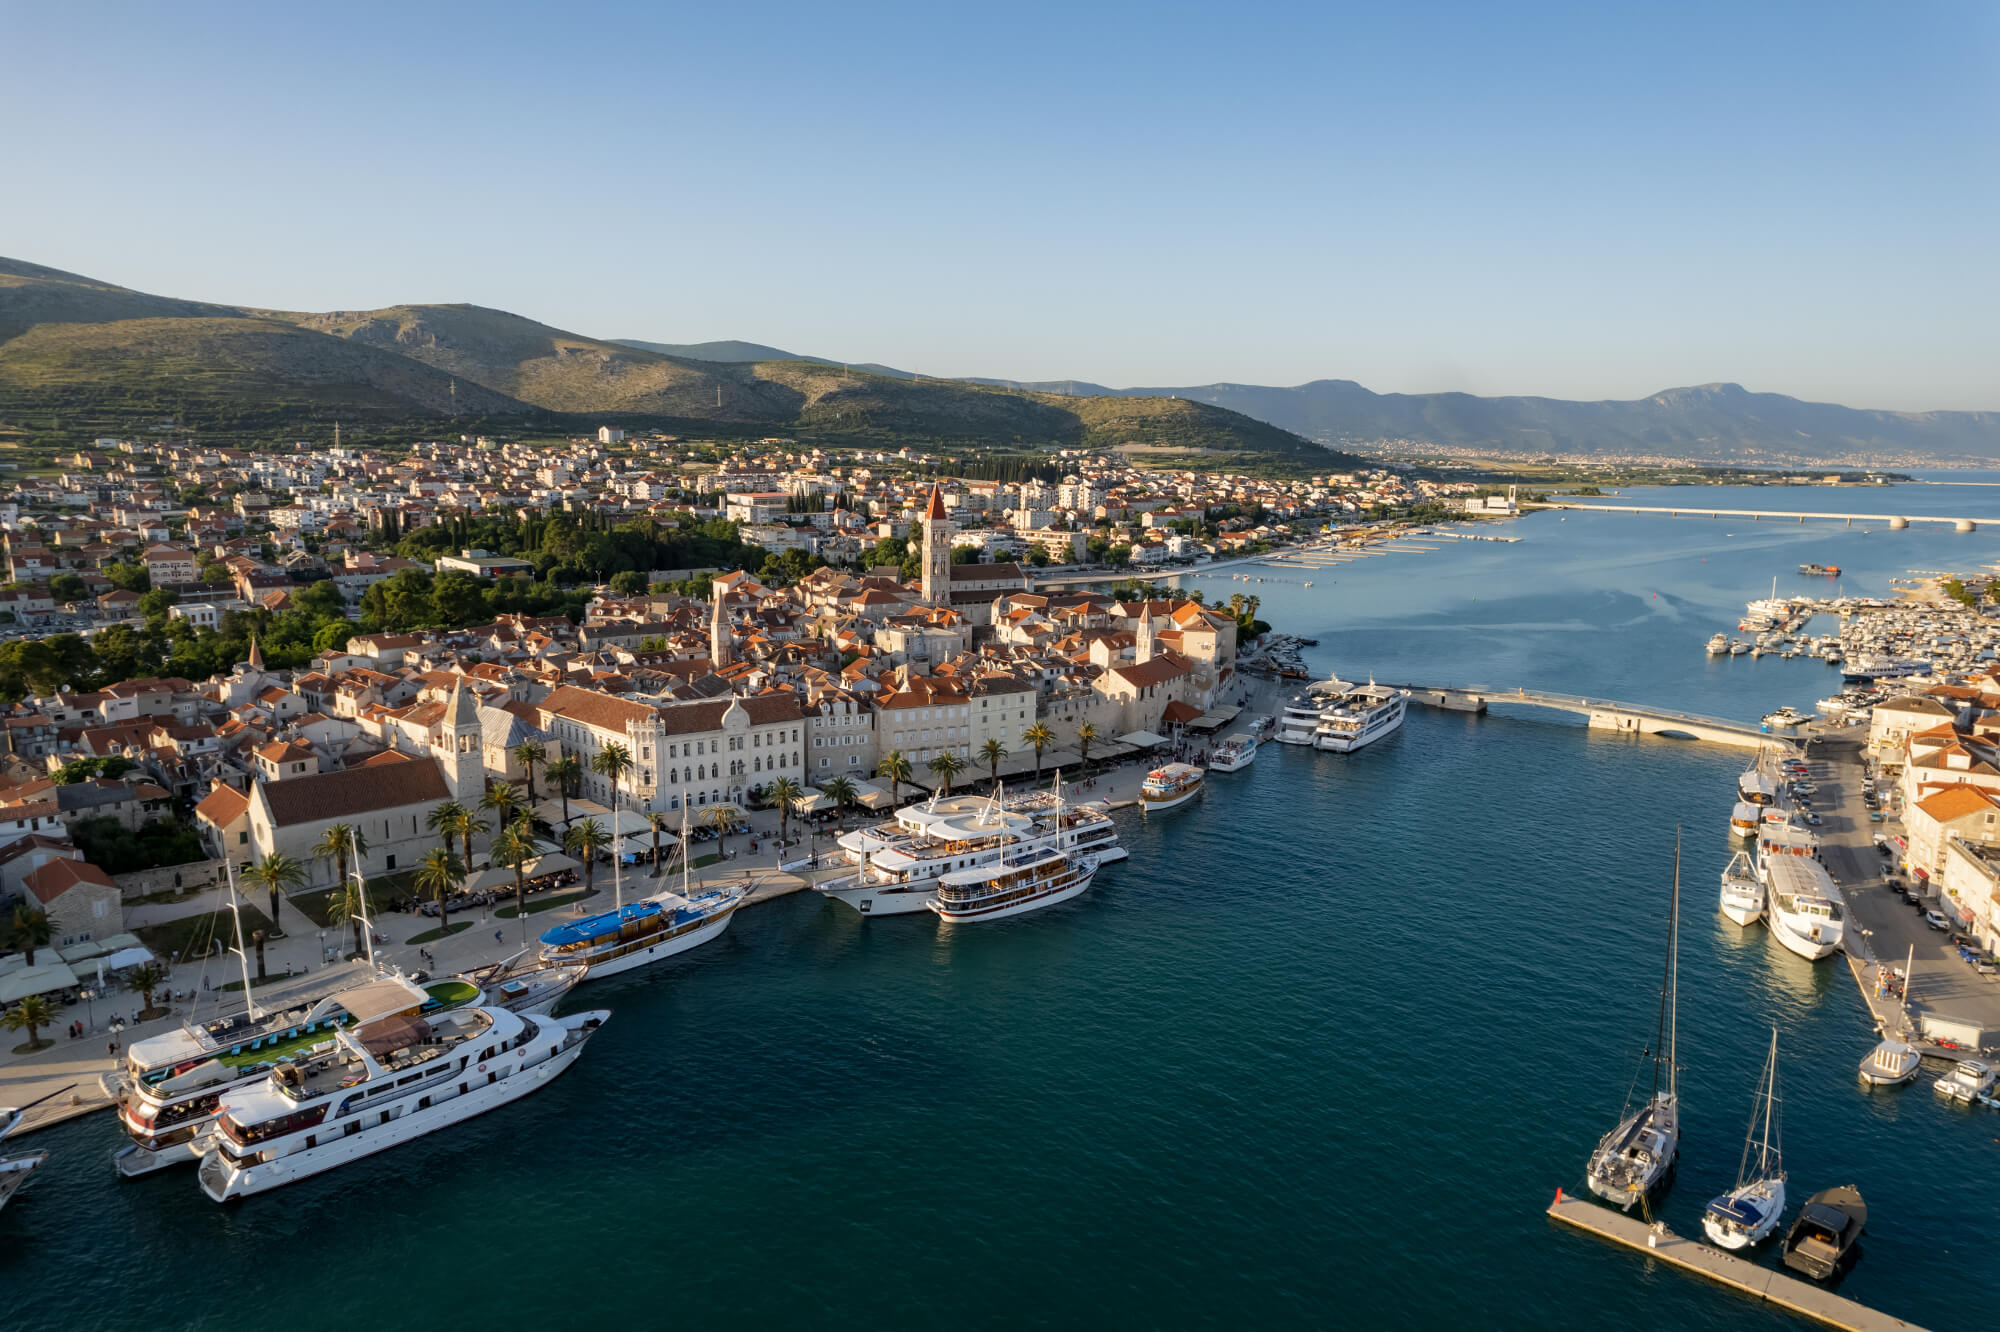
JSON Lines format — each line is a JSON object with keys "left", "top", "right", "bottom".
{"left": 1021, "top": 722, "right": 1054, "bottom": 786}
{"left": 243, "top": 852, "right": 305, "bottom": 934}
{"left": 426, "top": 801, "right": 479, "bottom": 871}
{"left": 326, "top": 876, "right": 370, "bottom": 958}
{"left": 490, "top": 816, "right": 539, "bottom": 934}
{"left": 7, "top": 903, "right": 52, "bottom": 966}
{"left": 564, "top": 818, "right": 608, "bottom": 895}
{"left": 2, "top": 992, "right": 58, "bottom": 1051}
{"left": 822, "top": 774, "right": 858, "bottom": 826}
{"left": 590, "top": 742, "right": 634, "bottom": 851}
{"left": 103, "top": 561, "right": 151, "bottom": 593}
{"left": 876, "top": 751, "right": 912, "bottom": 808}
{"left": 47, "top": 572, "right": 87, "bottom": 602}
{"left": 645, "top": 810, "right": 674, "bottom": 875}
{"left": 512, "top": 741, "right": 546, "bottom": 805}
{"left": 700, "top": 803, "right": 735, "bottom": 858}
{"left": 125, "top": 961, "right": 168, "bottom": 1017}
{"left": 765, "top": 775, "right": 803, "bottom": 845}
{"left": 413, "top": 847, "right": 465, "bottom": 936}
{"left": 479, "top": 782, "right": 522, "bottom": 834}
{"left": 547, "top": 755, "right": 581, "bottom": 823}
{"left": 310, "top": 824, "right": 367, "bottom": 898}
{"left": 610, "top": 570, "right": 648, "bottom": 596}
{"left": 980, "top": 738, "right": 1008, "bottom": 789}
{"left": 925, "top": 752, "right": 964, "bottom": 798}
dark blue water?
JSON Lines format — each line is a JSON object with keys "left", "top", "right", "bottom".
{"left": 10, "top": 489, "right": 1999, "bottom": 1328}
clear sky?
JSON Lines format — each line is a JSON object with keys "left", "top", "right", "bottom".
{"left": 4, "top": 2, "right": 1995, "bottom": 409}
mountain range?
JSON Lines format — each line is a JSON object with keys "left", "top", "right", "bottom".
{"left": 3, "top": 256, "right": 1994, "bottom": 466}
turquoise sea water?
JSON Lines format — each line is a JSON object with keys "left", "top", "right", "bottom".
{"left": 11, "top": 486, "right": 2000, "bottom": 1329}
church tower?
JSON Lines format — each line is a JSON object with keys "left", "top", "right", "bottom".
{"left": 709, "top": 587, "right": 733, "bottom": 670}
{"left": 920, "top": 483, "right": 952, "bottom": 608}
{"left": 1135, "top": 602, "right": 1155, "bottom": 665}
{"left": 442, "top": 677, "right": 484, "bottom": 802}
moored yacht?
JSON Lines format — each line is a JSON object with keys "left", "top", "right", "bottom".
{"left": 1208, "top": 733, "right": 1258, "bottom": 773}
{"left": 0, "top": 1091, "right": 61, "bottom": 1213}
{"left": 537, "top": 887, "right": 740, "bottom": 980}
{"left": 1761, "top": 853, "right": 1845, "bottom": 961}
{"left": 1782, "top": 1187, "right": 1866, "bottom": 1281}
{"left": 930, "top": 849, "right": 1098, "bottom": 924}
{"left": 1737, "top": 770, "right": 1778, "bottom": 807}
{"left": 1932, "top": 1058, "right": 1996, "bottom": 1103}
{"left": 1706, "top": 633, "right": 1730, "bottom": 656}
{"left": 1311, "top": 683, "right": 1408, "bottom": 753}
{"left": 197, "top": 1003, "right": 608, "bottom": 1201}
{"left": 1139, "top": 762, "right": 1205, "bottom": 813}
{"left": 1858, "top": 1039, "right": 1921, "bottom": 1088}
{"left": 1274, "top": 693, "right": 1328, "bottom": 745}
{"left": 815, "top": 782, "right": 1124, "bottom": 916}
{"left": 1702, "top": 1029, "right": 1786, "bottom": 1250}
{"left": 1729, "top": 801, "right": 1761, "bottom": 839}
{"left": 1719, "top": 851, "right": 1764, "bottom": 927}
{"left": 1586, "top": 837, "right": 1682, "bottom": 1211}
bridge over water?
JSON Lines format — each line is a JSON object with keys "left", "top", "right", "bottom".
{"left": 1526, "top": 500, "right": 1978, "bottom": 532}
{"left": 1392, "top": 684, "right": 1795, "bottom": 749}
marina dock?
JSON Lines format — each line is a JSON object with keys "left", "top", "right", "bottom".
{"left": 1546, "top": 1193, "right": 1928, "bottom": 1331}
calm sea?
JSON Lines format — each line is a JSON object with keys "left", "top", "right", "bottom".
{"left": 10, "top": 482, "right": 2000, "bottom": 1329}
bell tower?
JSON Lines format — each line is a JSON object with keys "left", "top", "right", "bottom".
{"left": 442, "top": 678, "right": 484, "bottom": 802}
{"left": 921, "top": 483, "right": 952, "bottom": 607}
{"left": 709, "top": 587, "right": 733, "bottom": 669}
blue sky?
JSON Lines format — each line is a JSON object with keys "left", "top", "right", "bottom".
{"left": 4, "top": 2, "right": 1995, "bottom": 409}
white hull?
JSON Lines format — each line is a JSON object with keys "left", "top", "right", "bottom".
{"left": 199, "top": 1014, "right": 603, "bottom": 1201}
{"left": 819, "top": 882, "right": 939, "bottom": 916}
{"left": 1768, "top": 907, "right": 1841, "bottom": 961}
{"left": 114, "top": 1133, "right": 210, "bottom": 1177}
{"left": 1312, "top": 718, "right": 1403, "bottom": 752}
{"left": 1139, "top": 787, "right": 1201, "bottom": 813}
{"left": 932, "top": 867, "right": 1094, "bottom": 924}
{"left": 1271, "top": 731, "right": 1318, "bottom": 746}
{"left": 1858, "top": 1041, "right": 1920, "bottom": 1087}
{"left": 1208, "top": 754, "right": 1255, "bottom": 772}
{"left": 0, "top": 1152, "right": 47, "bottom": 1211}
{"left": 577, "top": 907, "right": 736, "bottom": 980}
{"left": 1720, "top": 896, "right": 1763, "bottom": 927}
{"left": 1703, "top": 1179, "right": 1786, "bottom": 1249}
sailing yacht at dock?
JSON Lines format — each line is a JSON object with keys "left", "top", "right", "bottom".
{"left": 1585, "top": 834, "right": 1681, "bottom": 1211}
{"left": 1702, "top": 1029, "right": 1787, "bottom": 1249}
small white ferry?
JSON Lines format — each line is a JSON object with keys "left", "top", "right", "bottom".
{"left": 1719, "top": 850, "right": 1764, "bottom": 927}
{"left": 1312, "top": 684, "right": 1407, "bottom": 753}
{"left": 1208, "top": 733, "right": 1258, "bottom": 773}
{"left": 930, "top": 850, "right": 1099, "bottom": 924}
{"left": 198, "top": 1003, "right": 608, "bottom": 1201}
{"left": 1139, "top": 762, "right": 1205, "bottom": 814}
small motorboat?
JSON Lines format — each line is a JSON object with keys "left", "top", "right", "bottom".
{"left": 1932, "top": 1058, "right": 1997, "bottom": 1103}
{"left": 1858, "top": 1039, "right": 1921, "bottom": 1088}
{"left": 1782, "top": 1186, "right": 1866, "bottom": 1281}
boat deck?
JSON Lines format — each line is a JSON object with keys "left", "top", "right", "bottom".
{"left": 1546, "top": 1193, "right": 1927, "bottom": 1331}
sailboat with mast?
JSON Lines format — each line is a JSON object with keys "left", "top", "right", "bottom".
{"left": 1585, "top": 833, "right": 1682, "bottom": 1210}
{"left": 1703, "top": 1028, "right": 1787, "bottom": 1249}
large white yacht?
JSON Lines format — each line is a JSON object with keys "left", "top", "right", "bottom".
{"left": 1312, "top": 684, "right": 1408, "bottom": 753}
{"left": 930, "top": 849, "right": 1099, "bottom": 924}
{"left": 1761, "top": 851, "right": 1846, "bottom": 961}
{"left": 816, "top": 783, "right": 1124, "bottom": 917}
{"left": 1273, "top": 693, "right": 1327, "bottom": 745}
{"left": 198, "top": 1002, "right": 607, "bottom": 1201}
{"left": 109, "top": 973, "right": 494, "bottom": 1178}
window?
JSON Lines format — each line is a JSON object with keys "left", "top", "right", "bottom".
{"left": 386, "top": 855, "right": 396, "bottom": 870}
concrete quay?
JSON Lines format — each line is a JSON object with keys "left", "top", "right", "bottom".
{"left": 1527, "top": 500, "right": 1979, "bottom": 532}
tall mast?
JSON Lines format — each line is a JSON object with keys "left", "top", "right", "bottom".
{"left": 680, "top": 787, "right": 691, "bottom": 898}
{"left": 1762, "top": 1027, "right": 1782, "bottom": 1177}
{"left": 1903, "top": 943, "right": 1916, "bottom": 1019}
{"left": 224, "top": 862, "right": 259, "bottom": 1021}
{"left": 611, "top": 768, "right": 624, "bottom": 911}
{"left": 1667, "top": 829, "right": 1680, "bottom": 1099}
{"left": 351, "top": 825, "right": 375, "bottom": 971}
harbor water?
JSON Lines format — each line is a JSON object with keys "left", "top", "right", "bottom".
{"left": 11, "top": 484, "right": 2000, "bottom": 1328}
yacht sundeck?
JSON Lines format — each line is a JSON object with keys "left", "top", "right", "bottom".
{"left": 1311, "top": 683, "right": 1407, "bottom": 753}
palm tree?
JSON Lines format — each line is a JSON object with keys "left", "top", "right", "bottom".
{"left": 512, "top": 740, "right": 547, "bottom": 805}
{"left": 243, "top": 852, "right": 305, "bottom": 935}
{"left": 1021, "top": 722, "right": 1054, "bottom": 786}
{"left": 591, "top": 741, "right": 633, "bottom": 830}
{"left": 766, "top": 775, "right": 803, "bottom": 846}
{"left": 645, "top": 810, "right": 674, "bottom": 875}
{"left": 877, "top": 751, "right": 912, "bottom": 808}
{"left": 125, "top": 961, "right": 168, "bottom": 1017}
{"left": 7, "top": 903, "right": 52, "bottom": 966}
{"left": 413, "top": 847, "right": 465, "bottom": 937}
{"left": 426, "top": 800, "right": 472, "bottom": 868}
{"left": 1078, "top": 721, "right": 1100, "bottom": 774}
{"left": 700, "top": 804, "right": 735, "bottom": 858}
{"left": 326, "top": 876, "right": 369, "bottom": 958}
{"left": 564, "top": 818, "right": 607, "bottom": 895}
{"left": 490, "top": 816, "right": 538, "bottom": 932}
{"left": 251, "top": 928, "right": 269, "bottom": 981}
{"left": 980, "top": 738, "right": 1008, "bottom": 790}
{"left": 547, "top": 754, "right": 582, "bottom": 823}
{"left": 820, "top": 774, "right": 858, "bottom": 827}
{"left": 479, "top": 782, "right": 522, "bottom": 837}
{"left": 925, "top": 751, "right": 964, "bottom": 798}
{"left": 311, "top": 823, "right": 367, "bottom": 895}
{"left": 2, "top": 992, "right": 58, "bottom": 1052}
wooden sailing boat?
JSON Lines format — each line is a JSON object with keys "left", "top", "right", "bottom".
{"left": 1585, "top": 831, "right": 1682, "bottom": 1210}
{"left": 1703, "top": 1027, "right": 1787, "bottom": 1248}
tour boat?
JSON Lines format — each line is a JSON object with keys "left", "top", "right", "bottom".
{"left": 1728, "top": 801, "right": 1760, "bottom": 839}
{"left": 929, "top": 849, "right": 1098, "bottom": 924}
{"left": 110, "top": 973, "right": 489, "bottom": 1178}
{"left": 539, "top": 802, "right": 742, "bottom": 978}
{"left": 1139, "top": 762, "right": 1205, "bottom": 814}
{"left": 1274, "top": 693, "right": 1327, "bottom": 745}
{"left": 197, "top": 1003, "right": 608, "bottom": 1201}
{"left": 1737, "top": 770, "right": 1778, "bottom": 807}
{"left": 1311, "top": 684, "right": 1408, "bottom": 753}
{"left": 1781, "top": 1186, "right": 1866, "bottom": 1281}
{"left": 1586, "top": 837, "right": 1681, "bottom": 1211}
{"left": 1718, "top": 850, "right": 1764, "bottom": 927}
{"left": 1932, "top": 1058, "right": 1996, "bottom": 1103}
{"left": 1706, "top": 633, "right": 1730, "bottom": 656}
{"left": 816, "top": 781, "right": 1124, "bottom": 916}
{"left": 1858, "top": 1039, "right": 1921, "bottom": 1088}
{"left": 1208, "top": 733, "right": 1258, "bottom": 773}
{"left": 1702, "top": 1029, "right": 1787, "bottom": 1250}
{"left": 1798, "top": 563, "right": 1840, "bottom": 577}
{"left": 1760, "top": 853, "right": 1846, "bottom": 961}
{"left": 456, "top": 955, "right": 590, "bottom": 1016}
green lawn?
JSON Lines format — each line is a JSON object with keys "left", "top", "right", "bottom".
{"left": 495, "top": 889, "right": 596, "bottom": 919}
{"left": 289, "top": 872, "right": 413, "bottom": 928}
{"left": 136, "top": 904, "right": 275, "bottom": 964}
{"left": 404, "top": 920, "right": 476, "bottom": 946}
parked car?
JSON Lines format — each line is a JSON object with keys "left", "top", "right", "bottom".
{"left": 1803, "top": 812, "right": 1823, "bottom": 826}
{"left": 1925, "top": 910, "right": 1951, "bottom": 931}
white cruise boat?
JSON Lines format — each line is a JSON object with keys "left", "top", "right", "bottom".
{"left": 198, "top": 1003, "right": 608, "bottom": 1201}
{"left": 1729, "top": 801, "right": 1761, "bottom": 839}
{"left": 1273, "top": 693, "right": 1327, "bottom": 745}
{"left": 1719, "top": 850, "right": 1764, "bottom": 927}
{"left": 1312, "top": 684, "right": 1408, "bottom": 753}
{"left": 1703, "top": 1029, "right": 1786, "bottom": 1250}
{"left": 816, "top": 783, "right": 1124, "bottom": 917}
{"left": 110, "top": 974, "right": 494, "bottom": 1178}
{"left": 1760, "top": 852, "right": 1845, "bottom": 961}
{"left": 1208, "top": 733, "right": 1258, "bottom": 773}
{"left": 930, "top": 849, "right": 1099, "bottom": 924}
{"left": 1586, "top": 838, "right": 1681, "bottom": 1210}
{"left": 1706, "top": 633, "right": 1730, "bottom": 656}
{"left": 1139, "top": 762, "right": 1205, "bottom": 813}
{"left": 1932, "top": 1058, "right": 1996, "bottom": 1103}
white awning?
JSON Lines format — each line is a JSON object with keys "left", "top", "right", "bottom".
{"left": 1119, "top": 730, "right": 1170, "bottom": 748}
{"left": 523, "top": 852, "right": 582, "bottom": 878}
{"left": 0, "top": 962, "right": 78, "bottom": 1003}
{"left": 849, "top": 780, "right": 895, "bottom": 810}
{"left": 462, "top": 866, "right": 516, "bottom": 894}
{"left": 795, "top": 791, "right": 832, "bottom": 813}
{"left": 533, "top": 797, "right": 612, "bottom": 826}
{"left": 100, "top": 946, "right": 157, "bottom": 971}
